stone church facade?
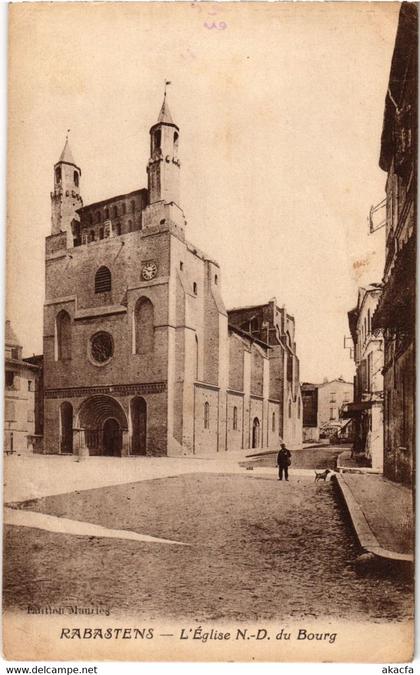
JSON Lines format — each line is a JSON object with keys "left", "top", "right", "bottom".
{"left": 43, "top": 96, "right": 302, "bottom": 457}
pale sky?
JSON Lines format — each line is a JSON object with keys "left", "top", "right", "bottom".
{"left": 7, "top": 2, "right": 399, "bottom": 383}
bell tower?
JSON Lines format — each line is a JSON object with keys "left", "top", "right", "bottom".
{"left": 147, "top": 93, "right": 180, "bottom": 208}
{"left": 51, "top": 135, "right": 83, "bottom": 245}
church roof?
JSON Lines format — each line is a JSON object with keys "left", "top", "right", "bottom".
{"left": 5, "top": 320, "right": 21, "bottom": 347}
{"left": 157, "top": 96, "right": 177, "bottom": 126}
{"left": 58, "top": 138, "right": 76, "bottom": 166}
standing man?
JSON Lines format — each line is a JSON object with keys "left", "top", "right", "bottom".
{"left": 277, "top": 442, "right": 291, "bottom": 481}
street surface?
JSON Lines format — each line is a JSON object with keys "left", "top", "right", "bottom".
{"left": 251, "top": 443, "right": 346, "bottom": 469}
{"left": 4, "top": 450, "right": 413, "bottom": 623}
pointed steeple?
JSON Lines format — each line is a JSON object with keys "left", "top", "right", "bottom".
{"left": 147, "top": 86, "right": 181, "bottom": 210}
{"left": 157, "top": 96, "right": 175, "bottom": 126}
{"left": 51, "top": 133, "right": 83, "bottom": 240}
{"left": 58, "top": 137, "right": 76, "bottom": 166}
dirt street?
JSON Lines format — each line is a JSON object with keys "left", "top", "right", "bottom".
{"left": 4, "top": 473, "right": 413, "bottom": 623}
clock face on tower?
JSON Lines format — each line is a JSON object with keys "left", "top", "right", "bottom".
{"left": 141, "top": 261, "right": 158, "bottom": 281}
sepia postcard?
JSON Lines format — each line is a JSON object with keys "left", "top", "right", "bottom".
{"left": 3, "top": 1, "right": 416, "bottom": 664}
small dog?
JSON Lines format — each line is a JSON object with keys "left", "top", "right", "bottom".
{"left": 314, "top": 469, "right": 331, "bottom": 482}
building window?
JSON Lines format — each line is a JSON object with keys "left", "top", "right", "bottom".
{"left": 272, "top": 411, "right": 275, "bottom": 432}
{"left": 128, "top": 219, "right": 133, "bottom": 232}
{"left": 215, "top": 274, "right": 218, "bottom": 285}
{"left": 180, "top": 261, "right": 183, "bottom": 271}
{"left": 73, "top": 171, "right": 79, "bottom": 187}
{"left": 122, "top": 203, "right": 126, "bottom": 215}
{"left": 27, "top": 409, "right": 34, "bottom": 423}
{"left": 104, "top": 207, "right": 109, "bottom": 220}
{"left": 99, "top": 227, "right": 104, "bottom": 240}
{"left": 134, "top": 297, "right": 154, "bottom": 354}
{"left": 233, "top": 406, "right": 238, "bottom": 431}
{"left": 89, "top": 230, "right": 95, "bottom": 242}
{"left": 90, "top": 331, "right": 114, "bottom": 364}
{"left": 28, "top": 380, "right": 33, "bottom": 392}
{"left": 55, "top": 166, "right": 62, "bottom": 184}
{"left": 131, "top": 199, "right": 136, "bottom": 213}
{"left": 5, "top": 399, "right": 16, "bottom": 422}
{"left": 5, "top": 371, "right": 15, "bottom": 388}
{"left": 367, "top": 309, "right": 371, "bottom": 335}
{"left": 330, "top": 407, "right": 336, "bottom": 420}
{"left": 89, "top": 213, "right": 93, "bottom": 225}
{"left": 11, "top": 347, "right": 19, "bottom": 359}
{"left": 195, "top": 335, "right": 199, "bottom": 380}
{"left": 96, "top": 211, "right": 101, "bottom": 224}
{"left": 193, "top": 282, "right": 197, "bottom": 295}
{"left": 298, "top": 398, "right": 301, "bottom": 419}
{"left": 330, "top": 392, "right": 336, "bottom": 403}
{"left": 204, "top": 402, "right": 210, "bottom": 429}
{"left": 113, "top": 206, "right": 118, "bottom": 219}
{"left": 56, "top": 310, "right": 72, "bottom": 361}
{"left": 115, "top": 223, "right": 121, "bottom": 236}
{"left": 95, "top": 266, "right": 111, "bottom": 293}
{"left": 288, "top": 400, "right": 292, "bottom": 418}
{"left": 154, "top": 129, "right": 161, "bottom": 152}
{"left": 344, "top": 391, "right": 350, "bottom": 403}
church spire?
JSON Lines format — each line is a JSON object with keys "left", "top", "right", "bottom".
{"left": 58, "top": 130, "right": 78, "bottom": 167}
{"left": 51, "top": 133, "right": 83, "bottom": 243}
{"left": 147, "top": 85, "right": 180, "bottom": 208}
{"left": 157, "top": 83, "right": 176, "bottom": 126}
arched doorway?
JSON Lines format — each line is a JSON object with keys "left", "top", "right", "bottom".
{"left": 77, "top": 395, "right": 128, "bottom": 456}
{"left": 130, "top": 397, "right": 147, "bottom": 455}
{"left": 102, "top": 418, "right": 122, "bottom": 457}
{"left": 60, "top": 402, "right": 73, "bottom": 454}
{"left": 252, "top": 417, "right": 260, "bottom": 449}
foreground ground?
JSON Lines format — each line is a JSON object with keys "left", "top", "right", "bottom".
{"left": 4, "top": 471, "right": 413, "bottom": 623}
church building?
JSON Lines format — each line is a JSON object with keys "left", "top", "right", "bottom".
{"left": 43, "top": 95, "right": 302, "bottom": 456}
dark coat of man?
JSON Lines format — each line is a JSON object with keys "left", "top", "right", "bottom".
{"left": 277, "top": 445, "right": 291, "bottom": 468}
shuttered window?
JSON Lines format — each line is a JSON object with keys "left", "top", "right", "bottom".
{"left": 95, "top": 267, "right": 111, "bottom": 293}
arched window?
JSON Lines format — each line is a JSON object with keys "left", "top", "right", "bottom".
{"left": 99, "top": 227, "right": 104, "bottom": 240}
{"left": 288, "top": 400, "right": 292, "bottom": 418}
{"left": 130, "top": 396, "right": 147, "bottom": 456}
{"left": 233, "top": 406, "right": 238, "bottom": 431}
{"left": 55, "top": 166, "right": 62, "bottom": 184}
{"left": 204, "top": 402, "right": 210, "bottom": 429}
{"left": 195, "top": 335, "right": 199, "bottom": 380}
{"left": 252, "top": 417, "right": 260, "bottom": 448}
{"left": 134, "top": 297, "right": 154, "bottom": 354}
{"left": 73, "top": 171, "right": 79, "bottom": 187}
{"left": 113, "top": 205, "right": 118, "bottom": 219}
{"left": 272, "top": 411, "right": 276, "bottom": 432}
{"left": 115, "top": 223, "right": 121, "bottom": 236}
{"left": 104, "top": 207, "right": 109, "bottom": 220}
{"left": 131, "top": 200, "right": 136, "bottom": 213}
{"left": 56, "top": 310, "right": 72, "bottom": 361}
{"left": 95, "top": 266, "right": 111, "bottom": 293}
{"left": 60, "top": 402, "right": 73, "bottom": 453}
{"left": 154, "top": 129, "right": 161, "bottom": 152}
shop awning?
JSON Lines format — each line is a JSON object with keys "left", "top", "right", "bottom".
{"left": 341, "top": 401, "right": 373, "bottom": 418}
